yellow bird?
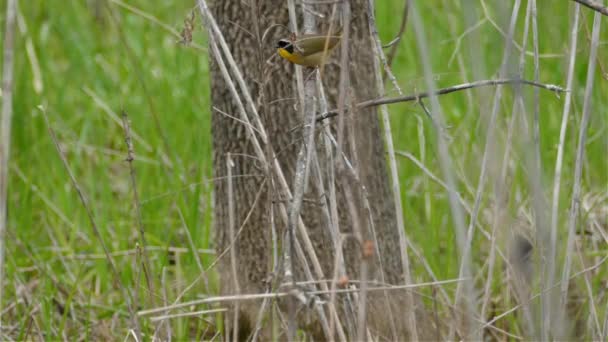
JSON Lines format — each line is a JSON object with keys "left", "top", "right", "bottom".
{"left": 276, "top": 32, "right": 341, "bottom": 67}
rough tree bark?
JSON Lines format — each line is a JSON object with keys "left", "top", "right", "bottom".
{"left": 209, "top": 0, "right": 432, "bottom": 339}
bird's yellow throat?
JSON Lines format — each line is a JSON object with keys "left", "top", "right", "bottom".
{"left": 277, "top": 48, "right": 298, "bottom": 64}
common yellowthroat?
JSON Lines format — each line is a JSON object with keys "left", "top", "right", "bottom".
{"left": 276, "top": 32, "right": 341, "bottom": 67}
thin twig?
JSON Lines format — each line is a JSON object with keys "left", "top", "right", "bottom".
{"left": 356, "top": 249, "right": 370, "bottom": 342}
{"left": 284, "top": 2, "right": 342, "bottom": 341}
{"left": 227, "top": 153, "right": 240, "bottom": 342}
{"left": 385, "top": 0, "right": 410, "bottom": 69}
{"left": 316, "top": 53, "right": 348, "bottom": 342}
{"left": 121, "top": 112, "right": 156, "bottom": 310}
{"left": 156, "top": 267, "right": 171, "bottom": 340}
{"left": 138, "top": 278, "right": 465, "bottom": 316}
{"left": 132, "top": 243, "right": 143, "bottom": 339}
{"left": 150, "top": 308, "right": 226, "bottom": 322}
{"left": 56, "top": 246, "right": 214, "bottom": 260}
{"left": 284, "top": 4, "right": 319, "bottom": 340}
{"left": 571, "top": 0, "right": 608, "bottom": 16}
{"left": 356, "top": 79, "right": 566, "bottom": 107}
{"left": 0, "top": 0, "right": 17, "bottom": 330}
{"left": 316, "top": 78, "right": 567, "bottom": 121}
{"left": 41, "top": 108, "right": 141, "bottom": 340}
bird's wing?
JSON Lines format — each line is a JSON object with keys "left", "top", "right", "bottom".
{"left": 295, "top": 35, "right": 341, "bottom": 56}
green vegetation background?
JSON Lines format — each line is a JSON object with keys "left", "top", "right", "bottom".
{"left": 4, "top": 0, "right": 607, "bottom": 339}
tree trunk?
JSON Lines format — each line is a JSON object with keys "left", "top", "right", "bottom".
{"left": 209, "top": 0, "right": 431, "bottom": 339}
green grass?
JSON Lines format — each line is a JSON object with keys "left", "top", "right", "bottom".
{"left": 3, "top": 0, "right": 607, "bottom": 340}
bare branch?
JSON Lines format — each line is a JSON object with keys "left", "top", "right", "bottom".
{"left": 316, "top": 78, "right": 567, "bottom": 121}
{"left": 572, "top": 0, "right": 608, "bottom": 16}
